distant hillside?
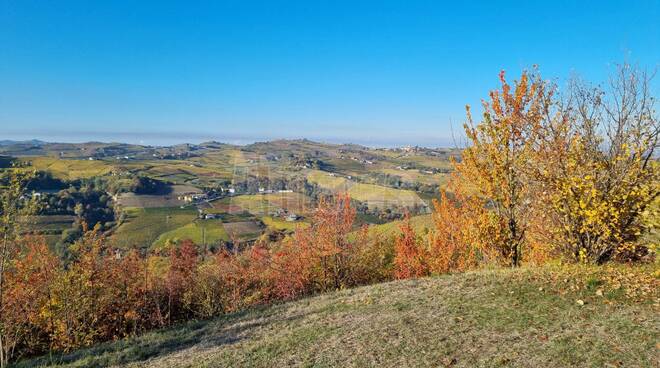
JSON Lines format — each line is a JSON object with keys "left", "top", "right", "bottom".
{"left": 17, "top": 265, "right": 659, "bottom": 368}
{"left": 0, "top": 139, "right": 46, "bottom": 146}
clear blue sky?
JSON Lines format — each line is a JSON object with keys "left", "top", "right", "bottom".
{"left": 1, "top": 1, "right": 658, "bottom": 147}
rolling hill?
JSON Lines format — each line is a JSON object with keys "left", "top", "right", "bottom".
{"left": 16, "top": 265, "right": 659, "bottom": 368}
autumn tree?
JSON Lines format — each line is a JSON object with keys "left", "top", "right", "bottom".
{"left": 428, "top": 187, "right": 502, "bottom": 273}
{"left": 1, "top": 236, "right": 58, "bottom": 362}
{"left": 165, "top": 239, "right": 199, "bottom": 322}
{"left": 458, "top": 70, "right": 553, "bottom": 266}
{"left": 42, "top": 229, "right": 111, "bottom": 351}
{"left": 393, "top": 214, "right": 428, "bottom": 279}
{"left": 531, "top": 64, "right": 659, "bottom": 263}
{"left": 296, "top": 193, "right": 356, "bottom": 291}
{"left": 0, "top": 171, "right": 36, "bottom": 367}
{"left": 268, "top": 193, "right": 368, "bottom": 295}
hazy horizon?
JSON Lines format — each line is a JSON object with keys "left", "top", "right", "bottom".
{"left": 0, "top": 131, "right": 463, "bottom": 149}
{"left": 1, "top": 1, "right": 658, "bottom": 146}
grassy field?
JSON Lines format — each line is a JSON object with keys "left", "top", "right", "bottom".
{"left": 223, "top": 221, "right": 263, "bottom": 240}
{"left": 306, "top": 170, "right": 427, "bottom": 208}
{"left": 211, "top": 193, "right": 313, "bottom": 217}
{"left": 261, "top": 215, "right": 308, "bottom": 232}
{"left": 260, "top": 192, "right": 313, "bottom": 214}
{"left": 152, "top": 220, "right": 229, "bottom": 248}
{"left": 348, "top": 182, "right": 425, "bottom": 208}
{"left": 22, "top": 157, "right": 116, "bottom": 179}
{"left": 110, "top": 207, "right": 198, "bottom": 249}
{"left": 365, "top": 214, "right": 434, "bottom": 238}
{"left": 380, "top": 167, "right": 449, "bottom": 186}
{"left": 306, "top": 170, "right": 353, "bottom": 191}
{"left": 216, "top": 196, "right": 280, "bottom": 216}
{"left": 18, "top": 265, "right": 659, "bottom": 368}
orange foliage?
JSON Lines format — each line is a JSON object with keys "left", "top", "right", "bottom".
{"left": 428, "top": 187, "right": 503, "bottom": 273}
{"left": 1, "top": 236, "right": 59, "bottom": 358}
{"left": 458, "top": 70, "right": 551, "bottom": 266}
{"left": 393, "top": 214, "right": 428, "bottom": 279}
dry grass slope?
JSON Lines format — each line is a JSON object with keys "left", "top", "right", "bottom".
{"left": 17, "top": 265, "right": 659, "bottom": 368}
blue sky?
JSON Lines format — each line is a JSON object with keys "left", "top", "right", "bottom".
{"left": 1, "top": 1, "right": 658, "bottom": 147}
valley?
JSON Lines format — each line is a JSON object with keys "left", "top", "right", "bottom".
{"left": 0, "top": 139, "right": 457, "bottom": 252}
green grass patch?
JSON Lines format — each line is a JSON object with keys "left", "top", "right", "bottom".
{"left": 362, "top": 214, "right": 434, "bottom": 239}
{"left": 111, "top": 207, "right": 198, "bottom": 249}
{"left": 261, "top": 216, "right": 308, "bottom": 232}
{"left": 152, "top": 220, "right": 229, "bottom": 248}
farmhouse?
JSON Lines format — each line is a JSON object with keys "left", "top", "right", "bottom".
{"left": 178, "top": 192, "right": 207, "bottom": 202}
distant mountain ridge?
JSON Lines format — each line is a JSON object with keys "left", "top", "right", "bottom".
{"left": 0, "top": 139, "right": 47, "bottom": 146}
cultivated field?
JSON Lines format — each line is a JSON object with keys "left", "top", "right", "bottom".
{"left": 116, "top": 193, "right": 186, "bottom": 208}
{"left": 222, "top": 221, "right": 263, "bottom": 240}
{"left": 306, "top": 170, "right": 427, "bottom": 208}
{"left": 211, "top": 192, "right": 313, "bottom": 217}
{"left": 111, "top": 207, "right": 198, "bottom": 249}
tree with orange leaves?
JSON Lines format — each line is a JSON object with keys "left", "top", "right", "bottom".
{"left": 458, "top": 69, "right": 553, "bottom": 267}
{"left": 0, "top": 171, "right": 38, "bottom": 367}
{"left": 268, "top": 193, "right": 359, "bottom": 294}
{"left": 1, "top": 236, "right": 58, "bottom": 361}
{"left": 428, "top": 186, "right": 502, "bottom": 273}
{"left": 298, "top": 193, "right": 356, "bottom": 291}
{"left": 165, "top": 239, "right": 198, "bottom": 323}
{"left": 393, "top": 214, "right": 428, "bottom": 279}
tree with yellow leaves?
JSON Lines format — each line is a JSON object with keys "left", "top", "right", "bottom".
{"left": 531, "top": 64, "right": 659, "bottom": 263}
{"left": 458, "top": 70, "right": 553, "bottom": 266}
